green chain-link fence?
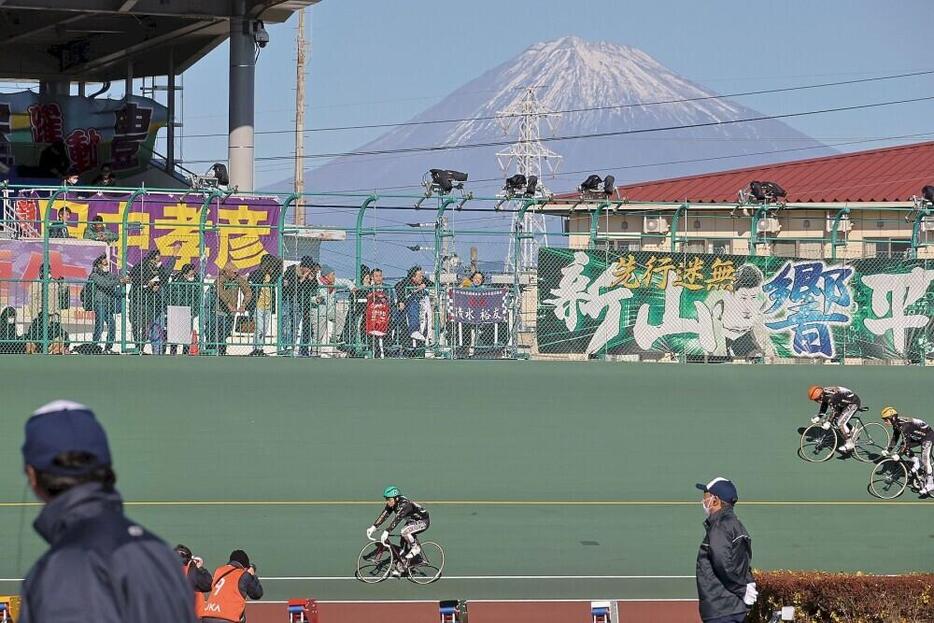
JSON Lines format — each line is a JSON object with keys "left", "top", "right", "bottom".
{"left": 1, "top": 184, "right": 931, "bottom": 363}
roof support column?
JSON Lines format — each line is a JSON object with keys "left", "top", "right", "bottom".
{"left": 228, "top": 0, "right": 255, "bottom": 191}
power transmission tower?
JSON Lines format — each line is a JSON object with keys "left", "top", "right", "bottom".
{"left": 496, "top": 86, "right": 562, "bottom": 272}
{"left": 293, "top": 8, "right": 307, "bottom": 225}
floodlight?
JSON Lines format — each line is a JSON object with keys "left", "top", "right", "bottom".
{"left": 504, "top": 174, "right": 527, "bottom": 194}
{"left": 602, "top": 175, "right": 616, "bottom": 198}
{"left": 429, "top": 169, "right": 468, "bottom": 194}
{"left": 923, "top": 185, "right": 934, "bottom": 203}
{"left": 525, "top": 175, "right": 538, "bottom": 197}
{"left": 579, "top": 174, "right": 602, "bottom": 193}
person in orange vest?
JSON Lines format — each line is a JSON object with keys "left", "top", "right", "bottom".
{"left": 176, "top": 544, "right": 212, "bottom": 616}
{"left": 201, "top": 550, "right": 263, "bottom": 623}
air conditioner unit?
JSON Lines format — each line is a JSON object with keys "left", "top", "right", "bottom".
{"left": 643, "top": 216, "right": 670, "bottom": 234}
{"left": 756, "top": 217, "right": 781, "bottom": 234}
{"left": 826, "top": 215, "right": 852, "bottom": 232}
{"left": 921, "top": 217, "right": 934, "bottom": 232}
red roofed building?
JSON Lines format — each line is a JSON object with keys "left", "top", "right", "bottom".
{"left": 548, "top": 140, "right": 934, "bottom": 260}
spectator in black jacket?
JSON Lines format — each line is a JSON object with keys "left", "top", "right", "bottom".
{"left": 280, "top": 256, "right": 319, "bottom": 356}
{"left": 695, "top": 477, "right": 756, "bottom": 623}
{"left": 19, "top": 400, "right": 196, "bottom": 623}
{"left": 0, "top": 306, "right": 25, "bottom": 354}
{"left": 128, "top": 250, "right": 170, "bottom": 353}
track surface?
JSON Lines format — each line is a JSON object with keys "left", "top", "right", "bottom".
{"left": 0, "top": 357, "right": 930, "bottom": 600}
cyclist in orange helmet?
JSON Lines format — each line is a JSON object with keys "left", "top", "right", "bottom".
{"left": 808, "top": 385, "right": 861, "bottom": 454}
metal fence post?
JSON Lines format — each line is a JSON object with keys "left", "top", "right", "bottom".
{"left": 670, "top": 203, "right": 687, "bottom": 253}
{"left": 276, "top": 192, "right": 301, "bottom": 355}
{"left": 41, "top": 185, "right": 70, "bottom": 354}
{"left": 434, "top": 196, "right": 459, "bottom": 357}
{"left": 911, "top": 204, "right": 931, "bottom": 260}
{"left": 198, "top": 188, "right": 226, "bottom": 354}
{"left": 829, "top": 206, "right": 850, "bottom": 262}
{"left": 355, "top": 195, "right": 378, "bottom": 286}
{"left": 588, "top": 201, "right": 609, "bottom": 250}
{"left": 119, "top": 185, "right": 148, "bottom": 353}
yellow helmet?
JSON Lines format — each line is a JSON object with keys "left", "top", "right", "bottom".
{"left": 880, "top": 406, "right": 898, "bottom": 420}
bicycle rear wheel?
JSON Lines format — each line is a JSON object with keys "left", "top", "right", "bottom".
{"left": 852, "top": 422, "right": 890, "bottom": 463}
{"left": 869, "top": 459, "right": 908, "bottom": 499}
{"left": 406, "top": 541, "right": 444, "bottom": 585}
{"left": 799, "top": 424, "right": 838, "bottom": 462}
{"left": 356, "top": 542, "right": 393, "bottom": 584}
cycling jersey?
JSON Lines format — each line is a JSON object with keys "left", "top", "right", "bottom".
{"left": 373, "top": 496, "right": 429, "bottom": 532}
{"left": 817, "top": 386, "right": 860, "bottom": 415}
{"left": 889, "top": 417, "right": 934, "bottom": 451}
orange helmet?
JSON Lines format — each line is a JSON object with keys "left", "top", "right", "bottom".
{"left": 807, "top": 385, "right": 823, "bottom": 402}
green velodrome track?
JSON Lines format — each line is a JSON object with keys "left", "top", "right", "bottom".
{"left": 0, "top": 357, "right": 930, "bottom": 601}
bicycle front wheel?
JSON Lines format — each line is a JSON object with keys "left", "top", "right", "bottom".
{"left": 356, "top": 542, "right": 393, "bottom": 584}
{"left": 869, "top": 459, "right": 908, "bottom": 499}
{"left": 799, "top": 424, "right": 838, "bottom": 463}
{"left": 406, "top": 541, "right": 444, "bottom": 585}
{"left": 852, "top": 422, "right": 890, "bottom": 463}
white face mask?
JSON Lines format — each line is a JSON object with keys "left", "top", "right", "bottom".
{"left": 702, "top": 497, "right": 715, "bottom": 517}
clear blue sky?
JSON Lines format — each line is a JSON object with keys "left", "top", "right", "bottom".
{"left": 172, "top": 0, "right": 934, "bottom": 187}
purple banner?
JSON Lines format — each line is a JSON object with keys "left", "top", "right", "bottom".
{"left": 0, "top": 238, "right": 109, "bottom": 308}
{"left": 447, "top": 288, "right": 508, "bottom": 324}
{"left": 14, "top": 191, "right": 281, "bottom": 276}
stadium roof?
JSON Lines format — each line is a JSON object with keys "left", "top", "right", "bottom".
{"left": 594, "top": 140, "right": 934, "bottom": 204}
{"left": 0, "top": 1, "right": 318, "bottom": 82}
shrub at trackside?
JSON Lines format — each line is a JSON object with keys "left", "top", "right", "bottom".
{"left": 747, "top": 571, "right": 934, "bottom": 623}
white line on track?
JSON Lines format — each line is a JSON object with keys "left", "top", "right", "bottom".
{"left": 259, "top": 575, "right": 696, "bottom": 581}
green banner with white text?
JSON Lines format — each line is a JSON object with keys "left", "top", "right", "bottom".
{"left": 537, "top": 248, "right": 934, "bottom": 361}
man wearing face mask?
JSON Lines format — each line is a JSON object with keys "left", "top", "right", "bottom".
{"left": 695, "top": 477, "right": 756, "bottom": 623}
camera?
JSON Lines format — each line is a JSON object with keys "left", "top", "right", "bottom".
{"left": 253, "top": 21, "right": 269, "bottom": 48}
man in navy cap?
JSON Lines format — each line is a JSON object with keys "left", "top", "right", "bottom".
{"left": 19, "top": 400, "right": 197, "bottom": 623}
{"left": 694, "top": 477, "right": 756, "bottom": 623}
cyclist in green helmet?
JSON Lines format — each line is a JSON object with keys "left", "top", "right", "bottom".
{"left": 366, "top": 486, "right": 430, "bottom": 573}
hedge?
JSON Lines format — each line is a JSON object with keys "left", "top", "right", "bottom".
{"left": 748, "top": 571, "right": 934, "bottom": 623}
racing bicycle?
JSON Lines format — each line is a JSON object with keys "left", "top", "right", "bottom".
{"left": 869, "top": 447, "right": 930, "bottom": 500}
{"left": 355, "top": 534, "right": 444, "bottom": 585}
{"left": 799, "top": 407, "right": 889, "bottom": 463}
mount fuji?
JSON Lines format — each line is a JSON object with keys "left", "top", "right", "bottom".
{"left": 269, "top": 35, "right": 832, "bottom": 197}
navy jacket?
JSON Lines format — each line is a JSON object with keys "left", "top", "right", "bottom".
{"left": 20, "top": 483, "right": 197, "bottom": 623}
{"left": 695, "top": 507, "right": 754, "bottom": 622}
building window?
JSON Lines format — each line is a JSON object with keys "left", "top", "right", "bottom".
{"left": 865, "top": 238, "right": 911, "bottom": 258}
{"left": 684, "top": 240, "right": 706, "bottom": 254}
{"left": 596, "top": 238, "right": 641, "bottom": 253}
{"left": 709, "top": 239, "right": 732, "bottom": 255}
{"left": 772, "top": 241, "right": 797, "bottom": 258}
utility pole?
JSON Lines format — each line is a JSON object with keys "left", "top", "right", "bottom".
{"left": 293, "top": 8, "right": 307, "bottom": 225}
{"left": 496, "top": 87, "right": 562, "bottom": 272}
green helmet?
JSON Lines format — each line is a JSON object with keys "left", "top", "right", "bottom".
{"left": 383, "top": 485, "right": 400, "bottom": 499}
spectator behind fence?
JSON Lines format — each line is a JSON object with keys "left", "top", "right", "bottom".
{"left": 84, "top": 215, "right": 118, "bottom": 243}
{"left": 167, "top": 264, "right": 202, "bottom": 355}
{"left": 128, "top": 250, "right": 171, "bottom": 354}
{"left": 91, "top": 164, "right": 117, "bottom": 187}
{"left": 247, "top": 254, "right": 282, "bottom": 357}
{"left": 315, "top": 264, "right": 354, "bottom": 357}
{"left": 365, "top": 268, "right": 392, "bottom": 358}
{"left": 209, "top": 262, "right": 251, "bottom": 356}
{"left": 395, "top": 265, "right": 432, "bottom": 348}
{"left": 48, "top": 206, "right": 72, "bottom": 239}
{"left": 176, "top": 544, "right": 212, "bottom": 618}
{"left": 25, "top": 311, "right": 70, "bottom": 354}
{"left": 0, "top": 306, "right": 25, "bottom": 354}
{"left": 280, "top": 256, "right": 318, "bottom": 357}
{"left": 18, "top": 400, "right": 196, "bottom": 623}
{"left": 201, "top": 549, "right": 264, "bottom": 623}
{"left": 85, "top": 254, "right": 125, "bottom": 354}
{"left": 339, "top": 264, "right": 370, "bottom": 357}
{"left": 28, "top": 263, "right": 68, "bottom": 322}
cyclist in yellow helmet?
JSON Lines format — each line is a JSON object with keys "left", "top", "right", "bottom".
{"left": 807, "top": 385, "right": 861, "bottom": 454}
{"left": 882, "top": 407, "right": 934, "bottom": 495}
{"left": 365, "top": 486, "right": 430, "bottom": 575}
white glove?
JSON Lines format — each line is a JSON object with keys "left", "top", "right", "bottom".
{"left": 891, "top": 453, "right": 900, "bottom": 462}
{"left": 820, "top": 421, "right": 831, "bottom": 430}
{"left": 810, "top": 416, "right": 821, "bottom": 424}
{"left": 366, "top": 525, "right": 376, "bottom": 539}
{"left": 380, "top": 530, "right": 390, "bottom": 545}
{"left": 743, "top": 582, "right": 758, "bottom": 606}
{"left": 192, "top": 556, "right": 204, "bottom": 568}
{"left": 881, "top": 450, "right": 889, "bottom": 457}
